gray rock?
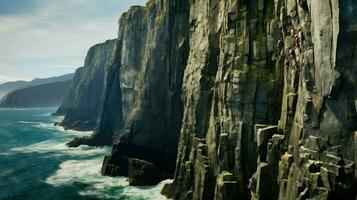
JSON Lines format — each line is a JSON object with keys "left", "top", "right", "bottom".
{"left": 57, "top": 0, "right": 357, "bottom": 198}
{"left": 56, "top": 39, "right": 117, "bottom": 132}
{"left": 101, "top": 0, "right": 190, "bottom": 184}
{"left": 173, "top": 0, "right": 357, "bottom": 199}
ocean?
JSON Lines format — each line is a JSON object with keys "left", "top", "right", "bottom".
{"left": 0, "top": 107, "right": 169, "bottom": 200}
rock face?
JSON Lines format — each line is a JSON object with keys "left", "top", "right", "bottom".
{"left": 55, "top": 39, "right": 117, "bottom": 132}
{"left": 56, "top": 0, "right": 357, "bottom": 196}
{"left": 101, "top": 0, "right": 190, "bottom": 184}
{"left": 58, "top": 0, "right": 189, "bottom": 184}
{"left": 172, "top": 0, "right": 357, "bottom": 199}
{"left": 0, "top": 80, "right": 72, "bottom": 107}
{"left": 173, "top": 0, "right": 284, "bottom": 198}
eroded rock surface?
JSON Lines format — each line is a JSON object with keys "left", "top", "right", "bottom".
{"left": 100, "top": 0, "right": 190, "bottom": 184}
{"left": 56, "top": 0, "right": 357, "bottom": 196}
{"left": 56, "top": 39, "right": 117, "bottom": 132}
{"left": 173, "top": 0, "right": 357, "bottom": 199}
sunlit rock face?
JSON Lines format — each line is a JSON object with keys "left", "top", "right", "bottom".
{"left": 172, "top": 0, "right": 357, "bottom": 199}
{"left": 56, "top": 0, "right": 357, "bottom": 196}
{"left": 101, "top": 0, "right": 190, "bottom": 184}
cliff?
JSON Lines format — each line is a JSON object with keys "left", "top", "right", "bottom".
{"left": 173, "top": 0, "right": 357, "bottom": 199}
{"left": 0, "top": 80, "right": 72, "bottom": 107}
{"left": 100, "top": 0, "right": 189, "bottom": 184}
{"left": 57, "top": 0, "right": 356, "bottom": 198}
{"left": 55, "top": 39, "right": 117, "bottom": 131}
{"left": 59, "top": 1, "right": 189, "bottom": 185}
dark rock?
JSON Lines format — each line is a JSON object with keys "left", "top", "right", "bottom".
{"left": 55, "top": 39, "right": 117, "bottom": 132}
{"left": 161, "top": 183, "right": 173, "bottom": 199}
{"left": 51, "top": 0, "right": 357, "bottom": 197}
{"left": 127, "top": 158, "right": 163, "bottom": 186}
{"left": 66, "top": 136, "right": 90, "bottom": 147}
{"left": 100, "top": 0, "right": 190, "bottom": 183}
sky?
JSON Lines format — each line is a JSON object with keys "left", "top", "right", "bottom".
{"left": 0, "top": 0, "right": 147, "bottom": 83}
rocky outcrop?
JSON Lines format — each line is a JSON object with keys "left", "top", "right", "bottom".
{"left": 173, "top": 0, "right": 357, "bottom": 199}
{"left": 55, "top": 39, "right": 117, "bottom": 132}
{"left": 101, "top": 0, "right": 190, "bottom": 185}
{"left": 0, "top": 80, "right": 72, "bottom": 107}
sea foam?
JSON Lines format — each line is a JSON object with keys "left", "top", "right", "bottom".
{"left": 18, "top": 119, "right": 93, "bottom": 137}
{"left": 6, "top": 140, "right": 109, "bottom": 156}
{"left": 4, "top": 110, "right": 168, "bottom": 199}
{"left": 46, "top": 158, "right": 170, "bottom": 200}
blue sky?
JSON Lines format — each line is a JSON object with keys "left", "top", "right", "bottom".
{"left": 0, "top": 0, "right": 147, "bottom": 83}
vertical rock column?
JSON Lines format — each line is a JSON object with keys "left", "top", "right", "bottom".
{"left": 95, "top": 6, "right": 148, "bottom": 147}
{"left": 270, "top": 0, "right": 357, "bottom": 199}
{"left": 173, "top": 0, "right": 284, "bottom": 199}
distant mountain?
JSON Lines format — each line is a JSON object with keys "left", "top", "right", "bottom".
{"left": 30, "top": 73, "right": 74, "bottom": 85}
{"left": 0, "top": 81, "right": 28, "bottom": 99}
{"left": 0, "top": 80, "right": 72, "bottom": 107}
{"left": 0, "top": 73, "right": 74, "bottom": 99}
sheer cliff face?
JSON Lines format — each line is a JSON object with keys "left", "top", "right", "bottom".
{"left": 56, "top": 0, "right": 356, "bottom": 197}
{"left": 274, "top": 1, "right": 357, "bottom": 199}
{"left": 101, "top": 0, "right": 189, "bottom": 180}
{"left": 56, "top": 39, "right": 117, "bottom": 131}
{"left": 173, "top": 0, "right": 357, "bottom": 199}
{"left": 174, "top": 0, "right": 284, "bottom": 199}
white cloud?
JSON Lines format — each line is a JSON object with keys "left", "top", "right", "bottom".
{"left": 0, "top": 0, "right": 146, "bottom": 79}
{"left": 0, "top": 17, "right": 31, "bottom": 32}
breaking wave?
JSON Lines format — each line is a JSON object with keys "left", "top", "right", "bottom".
{"left": 0, "top": 108, "right": 169, "bottom": 199}
{"left": 46, "top": 158, "right": 170, "bottom": 200}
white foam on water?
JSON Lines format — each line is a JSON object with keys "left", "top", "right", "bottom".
{"left": 46, "top": 158, "right": 105, "bottom": 185}
{"left": 34, "top": 112, "right": 54, "bottom": 117}
{"left": 122, "top": 179, "right": 173, "bottom": 200}
{"left": 48, "top": 115, "right": 64, "bottom": 122}
{"left": 8, "top": 110, "right": 169, "bottom": 199}
{"left": 18, "top": 114, "right": 91, "bottom": 138}
{"left": 18, "top": 121, "right": 39, "bottom": 124}
{"left": 17, "top": 118, "right": 92, "bottom": 137}
{"left": 0, "top": 108, "right": 43, "bottom": 111}
{"left": 3, "top": 119, "right": 94, "bottom": 156}
{"left": 18, "top": 120, "right": 93, "bottom": 137}
{"left": 56, "top": 127, "right": 93, "bottom": 137}
{"left": 44, "top": 124, "right": 93, "bottom": 137}
{"left": 3, "top": 140, "right": 109, "bottom": 156}
{"left": 46, "top": 158, "right": 170, "bottom": 200}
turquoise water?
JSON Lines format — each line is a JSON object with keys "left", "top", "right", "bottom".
{"left": 0, "top": 108, "right": 169, "bottom": 200}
